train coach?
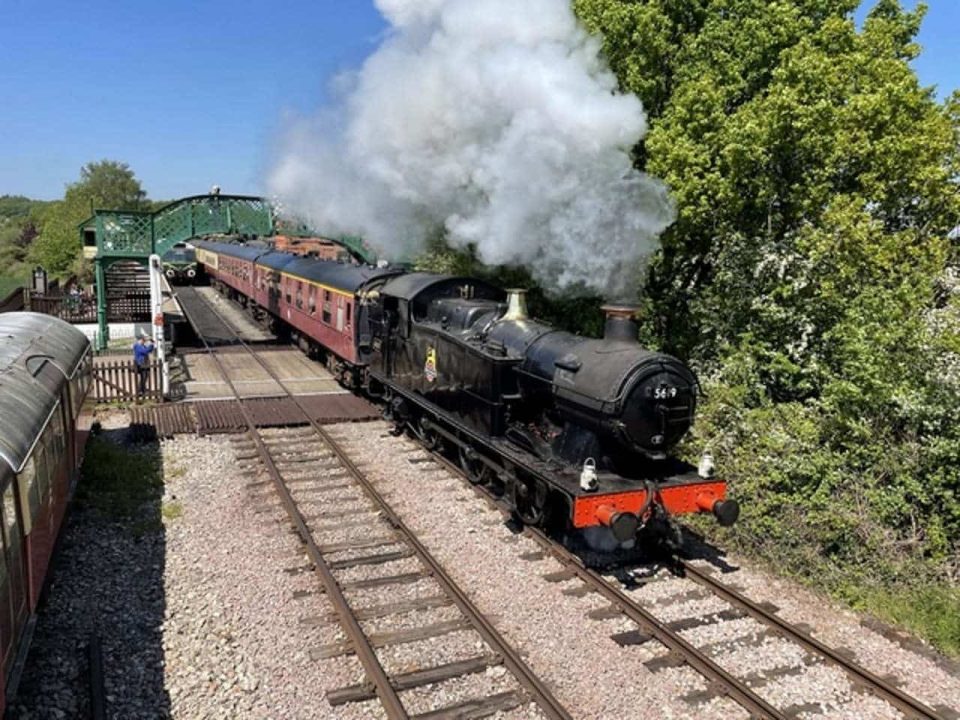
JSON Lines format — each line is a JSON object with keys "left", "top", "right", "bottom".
{"left": 160, "top": 243, "right": 198, "bottom": 284}
{"left": 196, "top": 240, "right": 402, "bottom": 382}
{"left": 194, "top": 240, "right": 738, "bottom": 553}
{"left": 0, "top": 313, "right": 92, "bottom": 711}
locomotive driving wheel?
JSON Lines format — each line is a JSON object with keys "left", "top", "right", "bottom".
{"left": 511, "top": 473, "right": 547, "bottom": 527}
{"left": 458, "top": 446, "right": 493, "bottom": 485}
{"left": 418, "top": 416, "right": 441, "bottom": 452}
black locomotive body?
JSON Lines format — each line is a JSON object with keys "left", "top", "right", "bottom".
{"left": 363, "top": 273, "right": 738, "bottom": 547}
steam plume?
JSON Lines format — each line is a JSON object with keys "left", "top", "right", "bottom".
{"left": 268, "top": 0, "right": 675, "bottom": 296}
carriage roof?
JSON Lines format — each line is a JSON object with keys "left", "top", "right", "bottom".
{"left": 0, "top": 313, "right": 89, "bottom": 473}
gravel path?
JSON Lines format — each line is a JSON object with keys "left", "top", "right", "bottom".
{"left": 13, "top": 411, "right": 165, "bottom": 720}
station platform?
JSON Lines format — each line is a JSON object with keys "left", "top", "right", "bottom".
{"left": 192, "top": 287, "right": 274, "bottom": 342}
{"left": 173, "top": 284, "right": 344, "bottom": 400}
{"left": 175, "top": 286, "right": 273, "bottom": 345}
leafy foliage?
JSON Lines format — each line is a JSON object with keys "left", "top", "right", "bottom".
{"left": 0, "top": 195, "right": 50, "bottom": 292}
{"left": 30, "top": 161, "right": 148, "bottom": 278}
{"left": 573, "top": 0, "right": 960, "bottom": 648}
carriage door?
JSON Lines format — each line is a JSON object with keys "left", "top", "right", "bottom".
{"left": 336, "top": 296, "right": 345, "bottom": 332}
{"left": 1, "top": 476, "right": 28, "bottom": 668}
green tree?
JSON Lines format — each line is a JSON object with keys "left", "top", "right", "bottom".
{"left": 576, "top": 0, "right": 960, "bottom": 648}
{"left": 0, "top": 196, "right": 49, "bottom": 290}
{"left": 30, "top": 161, "right": 148, "bottom": 277}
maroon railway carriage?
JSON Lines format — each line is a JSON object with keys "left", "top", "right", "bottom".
{"left": 0, "top": 313, "right": 92, "bottom": 710}
{"left": 195, "top": 240, "right": 402, "bottom": 377}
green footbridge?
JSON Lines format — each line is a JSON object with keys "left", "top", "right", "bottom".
{"left": 83, "top": 194, "right": 375, "bottom": 349}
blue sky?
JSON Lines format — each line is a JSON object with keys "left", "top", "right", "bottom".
{"left": 0, "top": 0, "right": 956, "bottom": 201}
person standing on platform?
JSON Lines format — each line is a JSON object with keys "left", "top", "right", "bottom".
{"left": 133, "top": 334, "right": 155, "bottom": 399}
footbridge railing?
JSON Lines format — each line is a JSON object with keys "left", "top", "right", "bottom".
{"left": 91, "top": 195, "right": 273, "bottom": 260}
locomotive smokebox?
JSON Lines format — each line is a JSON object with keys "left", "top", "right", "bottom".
{"left": 601, "top": 305, "right": 640, "bottom": 343}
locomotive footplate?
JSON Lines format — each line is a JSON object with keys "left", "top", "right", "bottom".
{"left": 374, "top": 378, "right": 738, "bottom": 547}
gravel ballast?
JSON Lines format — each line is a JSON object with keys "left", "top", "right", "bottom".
{"left": 15, "top": 424, "right": 368, "bottom": 718}
{"left": 13, "top": 410, "right": 960, "bottom": 719}
{"left": 328, "top": 420, "right": 960, "bottom": 720}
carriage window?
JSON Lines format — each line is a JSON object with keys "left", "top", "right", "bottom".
{"left": 0, "top": 522, "right": 6, "bottom": 588}
{"left": 72, "top": 362, "right": 89, "bottom": 417}
{"left": 42, "top": 410, "right": 64, "bottom": 502}
{"left": 37, "top": 433, "right": 51, "bottom": 503}
{"left": 81, "top": 354, "right": 92, "bottom": 399}
{"left": 2, "top": 482, "right": 16, "bottom": 558}
{"left": 346, "top": 303, "right": 352, "bottom": 324}
{"left": 0, "top": 483, "right": 10, "bottom": 569}
{"left": 70, "top": 375, "right": 79, "bottom": 417}
{"left": 322, "top": 290, "right": 332, "bottom": 324}
{"left": 16, "top": 457, "right": 39, "bottom": 536}
{"left": 296, "top": 282, "right": 303, "bottom": 310}
{"left": 1, "top": 481, "right": 14, "bottom": 585}
{"left": 2, "top": 479, "right": 24, "bottom": 648}
{"left": 49, "top": 404, "right": 65, "bottom": 457}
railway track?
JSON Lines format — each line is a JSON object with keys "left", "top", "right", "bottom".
{"left": 182, "top": 286, "right": 954, "bottom": 719}
{"left": 183, "top": 290, "right": 571, "bottom": 719}
{"left": 417, "top": 450, "right": 953, "bottom": 720}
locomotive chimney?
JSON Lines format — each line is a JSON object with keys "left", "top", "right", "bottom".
{"left": 503, "top": 289, "right": 529, "bottom": 321}
{"left": 601, "top": 305, "right": 640, "bottom": 343}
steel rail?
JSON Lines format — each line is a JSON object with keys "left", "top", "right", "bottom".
{"left": 190, "top": 292, "right": 572, "bottom": 720}
{"left": 187, "top": 316, "right": 409, "bottom": 718}
{"left": 526, "top": 529, "right": 785, "bottom": 719}
{"left": 680, "top": 561, "right": 945, "bottom": 720}
{"left": 431, "top": 449, "right": 950, "bottom": 720}
{"left": 88, "top": 633, "right": 107, "bottom": 720}
{"left": 425, "top": 451, "right": 785, "bottom": 720}
{"left": 309, "top": 420, "right": 572, "bottom": 720}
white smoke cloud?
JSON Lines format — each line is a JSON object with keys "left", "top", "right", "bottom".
{"left": 268, "top": 0, "right": 675, "bottom": 297}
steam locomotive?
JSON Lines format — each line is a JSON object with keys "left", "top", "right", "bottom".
{"left": 195, "top": 239, "right": 738, "bottom": 550}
